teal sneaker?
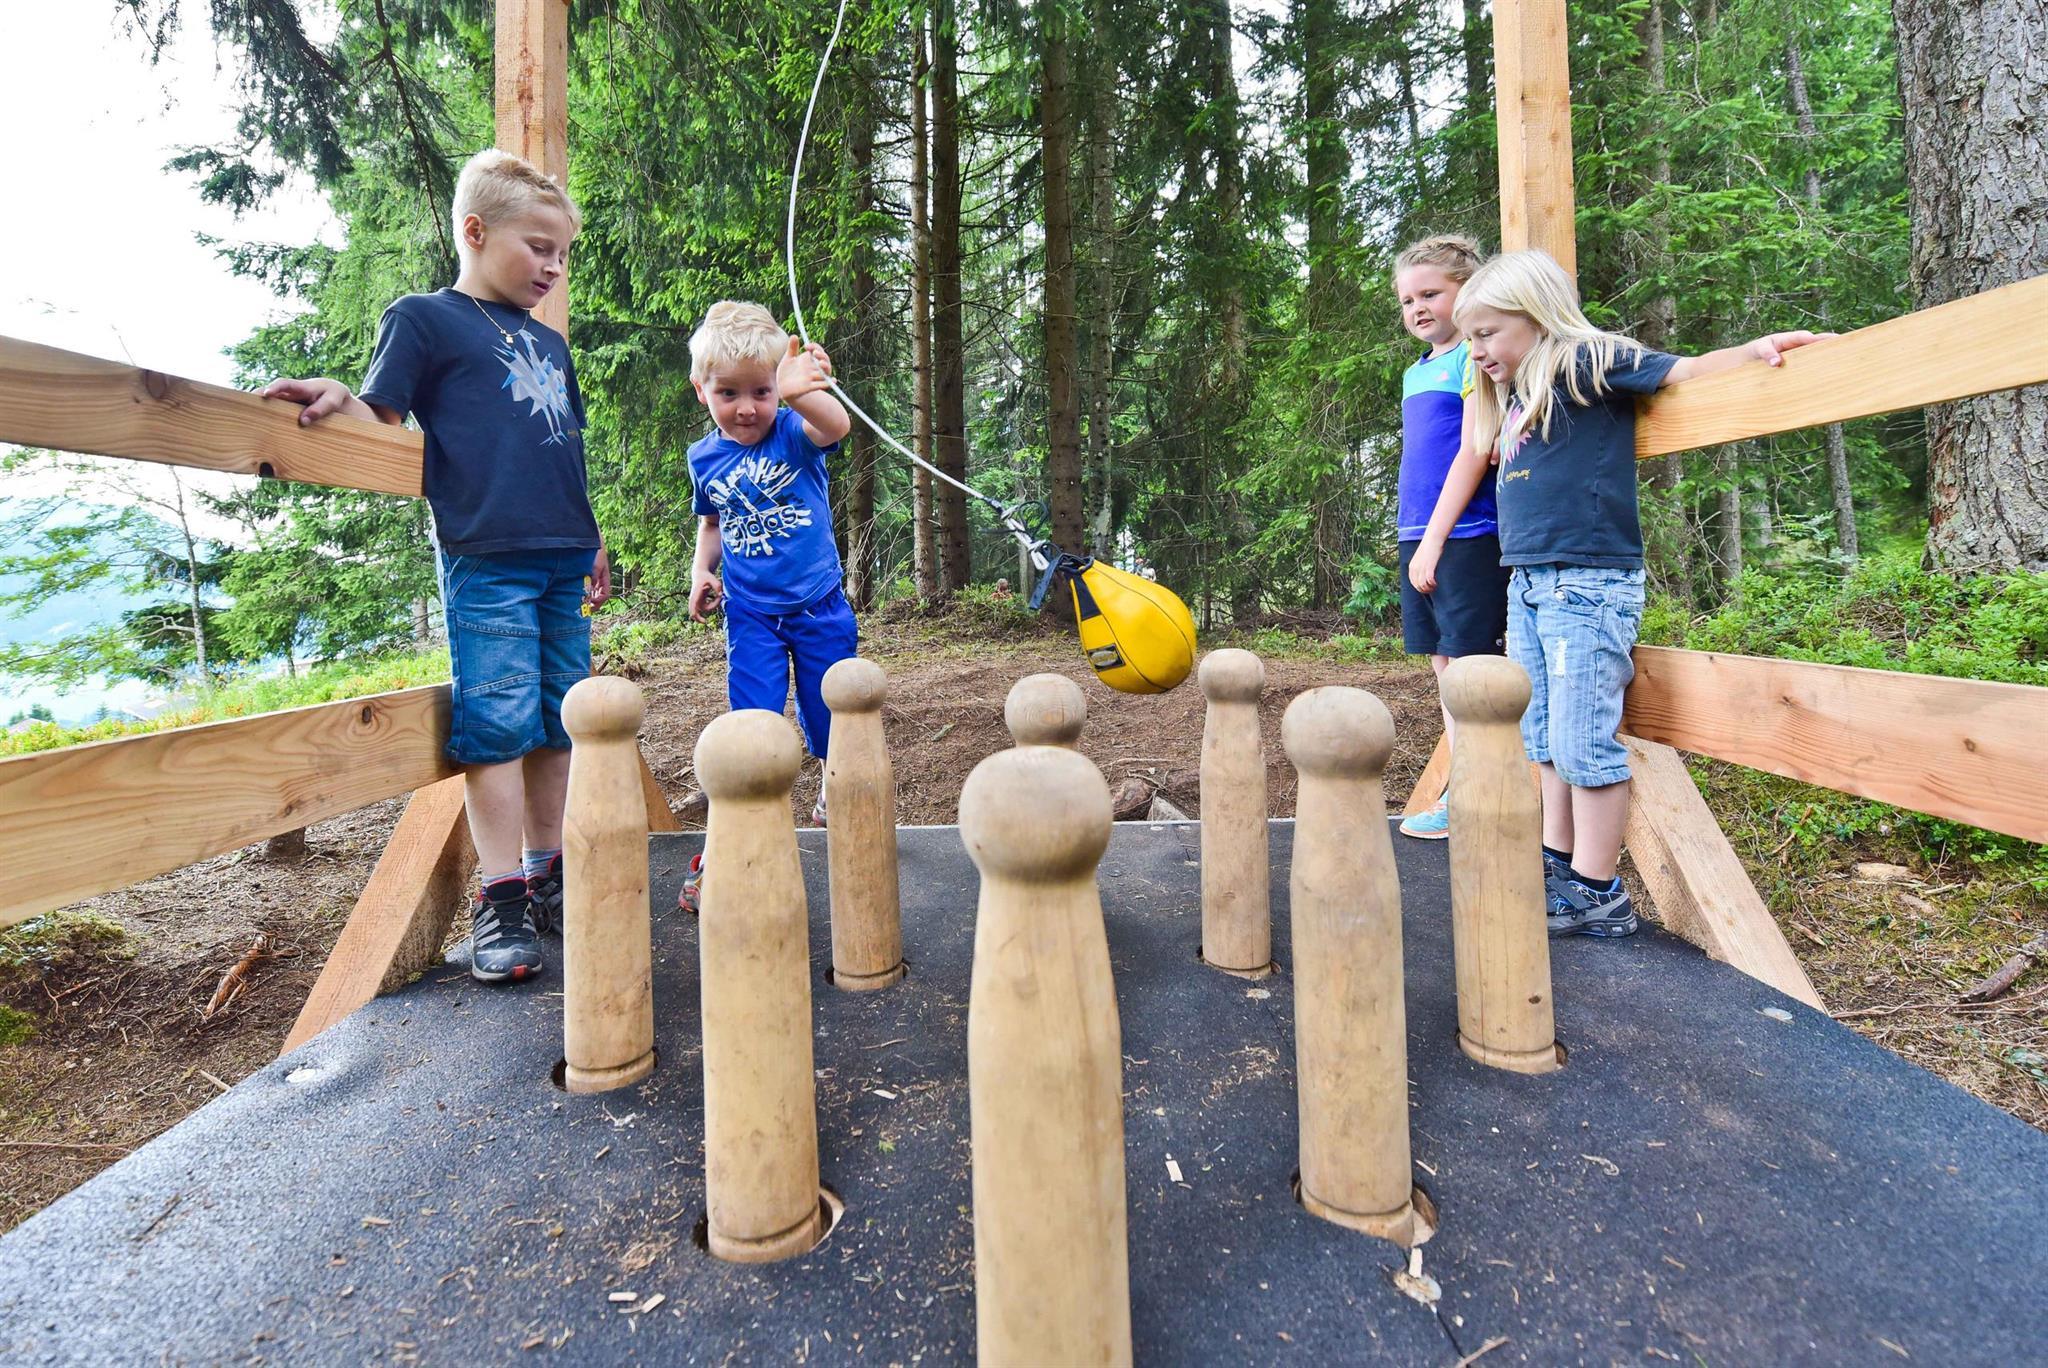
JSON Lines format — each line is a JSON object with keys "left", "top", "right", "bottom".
{"left": 1399, "top": 794, "right": 1450, "bottom": 840}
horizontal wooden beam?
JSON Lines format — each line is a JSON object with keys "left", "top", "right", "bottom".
{"left": 1622, "top": 736, "right": 1823, "bottom": 1010}
{"left": 283, "top": 775, "right": 475, "bottom": 1056}
{"left": 0, "top": 687, "right": 458, "bottom": 928}
{"left": 1636, "top": 273, "right": 2048, "bottom": 459}
{"left": 0, "top": 335, "right": 423, "bottom": 496}
{"left": 1622, "top": 647, "right": 2048, "bottom": 843}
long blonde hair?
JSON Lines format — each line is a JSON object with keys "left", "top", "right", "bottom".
{"left": 1451, "top": 250, "right": 1644, "bottom": 455}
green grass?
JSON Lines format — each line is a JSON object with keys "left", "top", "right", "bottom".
{"left": 0, "top": 651, "right": 452, "bottom": 758}
{"left": 0, "top": 1006, "right": 36, "bottom": 1047}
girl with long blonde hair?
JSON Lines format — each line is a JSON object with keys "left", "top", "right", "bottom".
{"left": 1409, "top": 250, "right": 1825, "bottom": 937}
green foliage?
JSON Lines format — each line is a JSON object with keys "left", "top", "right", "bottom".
{"left": 0, "top": 651, "right": 450, "bottom": 757}
{"left": 0, "top": 1006, "right": 36, "bottom": 1047}
{"left": 0, "top": 911, "right": 131, "bottom": 981}
{"left": 1342, "top": 555, "right": 1401, "bottom": 629}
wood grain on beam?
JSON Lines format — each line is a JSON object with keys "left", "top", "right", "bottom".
{"left": 0, "top": 687, "right": 458, "bottom": 928}
{"left": 1637, "top": 274, "right": 2048, "bottom": 459}
{"left": 1622, "top": 736, "right": 1824, "bottom": 1010}
{"left": 282, "top": 776, "right": 476, "bottom": 1055}
{"left": 640, "top": 751, "right": 683, "bottom": 833}
{"left": 1492, "top": 0, "right": 1578, "bottom": 278}
{"left": 495, "top": 0, "right": 571, "bottom": 337}
{"left": 1402, "top": 732, "right": 1453, "bottom": 816}
{"left": 1623, "top": 647, "right": 2048, "bottom": 843}
{"left": 0, "top": 335, "right": 423, "bottom": 495}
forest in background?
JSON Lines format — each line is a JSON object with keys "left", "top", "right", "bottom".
{"left": 3, "top": 0, "right": 2044, "bottom": 707}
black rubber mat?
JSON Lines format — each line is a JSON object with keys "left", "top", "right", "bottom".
{"left": 1, "top": 822, "right": 2042, "bottom": 1365}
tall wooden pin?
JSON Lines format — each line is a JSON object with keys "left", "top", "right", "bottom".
{"left": 695, "top": 709, "right": 827, "bottom": 1262}
{"left": 1283, "top": 687, "right": 1429, "bottom": 1246}
{"left": 1198, "top": 649, "right": 1271, "bottom": 977}
{"left": 1003, "top": 672, "right": 1087, "bottom": 748}
{"left": 560, "top": 676, "right": 656, "bottom": 1094}
{"left": 961, "top": 745, "right": 1131, "bottom": 1366}
{"left": 1443, "top": 656, "right": 1561, "bottom": 1074}
{"left": 823, "top": 658, "right": 905, "bottom": 991}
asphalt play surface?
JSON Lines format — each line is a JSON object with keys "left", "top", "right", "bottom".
{"left": 2, "top": 821, "right": 2043, "bottom": 1365}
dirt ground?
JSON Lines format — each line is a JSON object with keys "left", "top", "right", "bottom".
{"left": 4, "top": 609, "right": 2044, "bottom": 1233}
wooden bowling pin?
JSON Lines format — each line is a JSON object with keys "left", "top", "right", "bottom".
{"left": 1198, "top": 649, "right": 1271, "bottom": 978}
{"left": 695, "top": 710, "right": 826, "bottom": 1262}
{"left": 560, "top": 676, "right": 656, "bottom": 1094}
{"left": 1442, "top": 656, "right": 1561, "bottom": 1075}
{"left": 1282, "top": 686, "right": 1427, "bottom": 1246}
{"left": 961, "top": 745, "right": 1131, "bottom": 1366}
{"left": 822, "top": 658, "right": 905, "bottom": 991}
{"left": 1003, "top": 672, "right": 1086, "bottom": 748}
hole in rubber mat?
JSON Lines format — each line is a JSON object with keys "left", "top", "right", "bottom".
{"left": 824, "top": 959, "right": 912, "bottom": 989}
{"left": 548, "top": 1048, "right": 660, "bottom": 1093}
{"left": 1448, "top": 1029, "right": 1570, "bottom": 1071}
{"left": 1289, "top": 1168, "right": 1441, "bottom": 1248}
{"left": 1194, "top": 943, "right": 1282, "bottom": 979}
{"left": 692, "top": 1186, "right": 846, "bottom": 1260}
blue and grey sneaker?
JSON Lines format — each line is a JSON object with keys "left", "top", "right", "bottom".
{"left": 1399, "top": 793, "right": 1450, "bottom": 840}
{"left": 1543, "top": 847, "right": 1572, "bottom": 889}
{"left": 1546, "top": 874, "right": 1639, "bottom": 938}
{"left": 469, "top": 875, "right": 545, "bottom": 982}
{"left": 527, "top": 853, "right": 564, "bottom": 936}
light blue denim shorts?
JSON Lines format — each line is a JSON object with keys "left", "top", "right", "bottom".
{"left": 437, "top": 547, "right": 596, "bottom": 764}
{"left": 1504, "top": 564, "right": 1645, "bottom": 788}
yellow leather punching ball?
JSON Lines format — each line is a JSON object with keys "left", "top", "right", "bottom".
{"left": 1070, "top": 559, "right": 1199, "bottom": 694}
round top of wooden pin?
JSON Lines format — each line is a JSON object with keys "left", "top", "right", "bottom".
{"left": 695, "top": 709, "right": 804, "bottom": 800}
{"left": 960, "top": 744, "right": 1112, "bottom": 880}
{"left": 1440, "top": 655, "right": 1532, "bottom": 725}
{"left": 822, "top": 657, "right": 887, "bottom": 713}
{"left": 1198, "top": 648, "right": 1265, "bottom": 703}
{"left": 1280, "top": 686, "right": 1393, "bottom": 778}
{"left": 1003, "top": 673, "right": 1087, "bottom": 747}
{"left": 562, "top": 675, "right": 645, "bottom": 742}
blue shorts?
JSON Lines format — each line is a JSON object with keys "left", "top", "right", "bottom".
{"left": 1504, "top": 564, "right": 1644, "bottom": 789}
{"left": 438, "top": 547, "right": 596, "bottom": 765}
{"left": 1398, "top": 535, "right": 1511, "bottom": 657}
{"left": 725, "top": 586, "right": 859, "bottom": 759}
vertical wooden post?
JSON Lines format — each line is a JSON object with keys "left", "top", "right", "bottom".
{"left": 1282, "top": 687, "right": 1428, "bottom": 1247}
{"left": 1493, "top": 0, "right": 1577, "bottom": 278}
{"left": 823, "top": 658, "right": 905, "bottom": 991}
{"left": 560, "top": 678, "right": 656, "bottom": 1093}
{"left": 962, "top": 745, "right": 1130, "bottom": 1365}
{"left": 495, "top": 0, "right": 572, "bottom": 336}
{"left": 696, "top": 710, "right": 826, "bottom": 1263}
{"left": 1443, "top": 657, "right": 1561, "bottom": 1075}
{"left": 1198, "top": 649, "right": 1271, "bottom": 978}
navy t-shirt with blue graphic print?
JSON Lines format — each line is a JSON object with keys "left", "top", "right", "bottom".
{"left": 1493, "top": 346, "right": 1679, "bottom": 570}
{"left": 689, "top": 406, "right": 844, "bottom": 612}
{"left": 359, "top": 288, "right": 602, "bottom": 556}
{"left": 1397, "top": 341, "right": 1496, "bottom": 541}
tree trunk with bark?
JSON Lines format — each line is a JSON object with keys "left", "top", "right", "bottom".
{"left": 1785, "top": 37, "right": 1859, "bottom": 565}
{"left": 1299, "top": 0, "right": 1353, "bottom": 609}
{"left": 1637, "top": 0, "right": 1693, "bottom": 598}
{"left": 909, "top": 27, "right": 938, "bottom": 600}
{"left": 1893, "top": 0, "right": 2048, "bottom": 572}
{"left": 842, "top": 77, "right": 879, "bottom": 610}
{"left": 931, "top": 0, "right": 972, "bottom": 592}
{"left": 1083, "top": 0, "right": 1117, "bottom": 558}
{"left": 1041, "top": 9, "right": 1085, "bottom": 583}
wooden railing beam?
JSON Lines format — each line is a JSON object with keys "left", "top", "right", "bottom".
{"left": 0, "top": 686, "right": 458, "bottom": 927}
{"left": 0, "top": 335, "right": 423, "bottom": 496}
{"left": 1637, "top": 274, "right": 2048, "bottom": 459}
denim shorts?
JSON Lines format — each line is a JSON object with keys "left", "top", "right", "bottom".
{"left": 438, "top": 546, "right": 597, "bottom": 764}
{"left": 1504, "top": 564, "right": 1644, "bottom": 788}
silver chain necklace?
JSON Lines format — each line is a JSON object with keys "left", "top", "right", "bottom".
{"left": 462, "top": 289, "right": 528, "bottom": 348}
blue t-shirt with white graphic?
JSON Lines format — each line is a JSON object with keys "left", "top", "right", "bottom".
{"left": 359, "top": 288, "right": 601, "bottom": 556}
{"left": 1397, "top": 341, "right": 1496, "bottom": 542}
{"left": 689, "top": 406, "right": 844, "bottom": 612}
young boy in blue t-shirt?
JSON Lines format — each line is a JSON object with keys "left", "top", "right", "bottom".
{"left": 676, "top": 301, "right": 855, "bottom": 912}
{"left": 260, "top": 149, "right": 609, "bottom": 984}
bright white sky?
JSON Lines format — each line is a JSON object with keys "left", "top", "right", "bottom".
{"left": 0, "top": 5, "right": 339, "bottom": 511}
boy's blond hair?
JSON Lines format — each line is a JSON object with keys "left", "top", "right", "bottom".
{"left": 690, "top": 301, "right": 790, "bottom": 384}
{"left": 1452, "top": 249, "right": 1644, "bottom": 455}
{"left": 451, "top": 149, "right": 582, "bottom": 257}
{"left": 1394, "top": 234, "right": 1486, "bottom": 284}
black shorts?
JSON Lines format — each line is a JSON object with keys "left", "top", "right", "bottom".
{"left": 1398, "top": 535, "right": 1511, "bottom": 657}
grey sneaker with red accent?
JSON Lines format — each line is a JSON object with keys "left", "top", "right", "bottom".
{"left": 469, "top": 875, "right": 545, "bottom": 981}
{"left": 678, "top": 852, "right": 704, "bottom": 915}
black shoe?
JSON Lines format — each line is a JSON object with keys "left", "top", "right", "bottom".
{"left": 1546, "top": 874, "right": 1639, "bottom": 938}
{"left": 527, "top": 854, "right": 564, "bottom": 936}
{"left": 470, "top": 876, "right": 545, "bottom": 982}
